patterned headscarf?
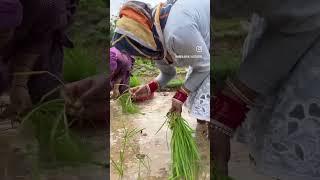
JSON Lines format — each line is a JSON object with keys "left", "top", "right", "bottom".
{"left": 112, "top": 0, "right": 177, "bottom": 64}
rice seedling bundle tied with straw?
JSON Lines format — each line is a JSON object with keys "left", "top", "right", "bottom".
{"left": 158, "top": 113, "right": 200, "bottom": 180}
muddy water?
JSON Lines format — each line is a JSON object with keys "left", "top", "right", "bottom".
{"left": 110, "top": 92, "right": 210, "bottom": 180}
{"left": 0, "top": 96, "right": 107, "bottom": 180}
{"left": 229, "top": 141, "right": 276, "bottom": 180}
{"left": 0, "top": 124, "right": 107, "bottom": 180}
{"left": 0, "top": 126, "right": 107, "bottom": 180}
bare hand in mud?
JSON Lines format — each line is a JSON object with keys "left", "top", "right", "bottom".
{"left": 130, "top": 85, "right": 150, "bottom": 101}
{"left": 63, "top": 74, "right": 108, "bottom": 121}
{"left": 110, "top": 78, "right": 121, "bottom": 99}
{"left": 210, "top": 128, "right": 231, "bottom": 176}
{"left": 168, "top": 98, "right": 183, "bottom": 115}
{"left": 110, "top": 89, "right": 120, "bottom": 99}
{"left": 0, "top": 86, "right": 32, "bottom": 121}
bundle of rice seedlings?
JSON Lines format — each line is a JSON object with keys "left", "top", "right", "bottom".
{"left": 158, "top": 113, "right": 200, "bottom": 180}
{"left": 20, "top": 99, "right": 92, "bottom": 164}
{"left": 14, "top": 71, "right": 94, "bottom": 166}
{"left": 117, "top": 92, "right": 139, "bottom": 114}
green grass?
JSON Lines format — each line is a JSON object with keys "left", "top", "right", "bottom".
{"left": 213, "top": 18, "right": 247, "bottom": 40}
{"left": 70, "top": 0, "right": 107, "bottom": 46}
{"left": 129, "top": 75, "right": 141, "bottom": 87}
{"left": 63, "top": 0, "right": 107, "bottom": 82}
{"left": 131, "top": 57, "right": 186, "bottom": 90}
{"left": 212, "top": 18, "right": 245, "bottom": 89}
{"left": 167, "top": 79, "right": 184, "bottom": 89}
{"left": 212, "top": 51, "right": 241, "bottom": 87}
{"left": 133, "top": 58, "right": 159, "bottom": 77}
{"left": 63, "top": 47, "right": 99, "bottom": 83}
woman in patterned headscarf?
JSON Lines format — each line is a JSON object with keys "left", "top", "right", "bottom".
{"left": 112, "top": 0, "right": 210, "bottom": 123}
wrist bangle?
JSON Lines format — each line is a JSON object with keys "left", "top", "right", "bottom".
{"left": 172, "top": 98, "right": 183, "bottom": 105}
{"left": 212, "top": 90, "right": 249, "bottom": 130}
{"left": 148, "top": 80, "right": 159, "bottom": 93}
{"left": 173, "top": 89, "right": 188, "bottom": 103}
{"left": 180, "top": 86, "right": 190, "bottom": 96}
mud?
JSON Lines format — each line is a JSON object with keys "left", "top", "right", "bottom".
{"left": 229, "top": 141, "right": 277, "bottom": 180}
{"left": 0, "top": 96, "right": 107, "bottom": 180}
{"left": 110, "top": 92, "right": 210, "bottom": 180}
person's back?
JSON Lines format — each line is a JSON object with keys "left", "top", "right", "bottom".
{"left": 0, "top": 0, "right": 77, "bottom": 117}
{"left": 164, "top": 0, "right": 210, "bottom": 49}
{"left": 0, "top": 0, "right": 22, "bottom": 93}
{"left": 10, "top": 0, "right": 73, "bottom": 103}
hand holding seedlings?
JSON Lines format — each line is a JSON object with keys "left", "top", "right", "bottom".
{"left": 63, "top": 74, "right": 108, "bottom": 121}
{"left": 169, "top": 86, "right": 190, "bottom": 116}
{"left": 130, "top": 84, "right": 150, "bottom": 101}
{"left": 169, "top": 98, "right": 183, "bottom": 115}
{"left": 130, "top": 80, "right": 159, "bottom": 102}
{"left": 0, "top": 53, "right": 38, "bottom": 120}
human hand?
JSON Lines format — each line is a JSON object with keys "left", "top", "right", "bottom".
{"left": 130, "top": 80, "right": 159, "bottom": 102}
{"left": 63, "top": 74, "right": 108, "bottom": 121}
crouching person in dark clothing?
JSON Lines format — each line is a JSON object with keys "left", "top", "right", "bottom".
{"left": 0, "top": 0, "right": 78, "bottom": 119}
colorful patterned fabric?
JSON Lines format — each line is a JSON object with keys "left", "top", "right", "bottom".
{"left": 235, "top": 13, "right": 320, "bottom": 180}
{"left": 237, "top": 34, "right": 320, "bottom": 180}
{"left": 112, "top": 0, "right": 176, "bottom": 63}
{"left": 110, "top": 47, "right": 135, "bottom": 94}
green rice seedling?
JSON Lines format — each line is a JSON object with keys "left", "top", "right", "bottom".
{"left": 117, "top": 91, "right": 139, "bottom": 114}
{"left": 111, "top": 126, "right": 144, "bottom": 179}
{"left": 20, "top": 99, "right": 92, "bottom": 165}
{"left": 157, "top": 113, "right": 201, "bottom": 180}
{"left": 129, "top": 75, "right": 141, "bottom": 88}
{"left": 14, "top": 71, "right": 101, "bottom": 169}
{"left": 137, "top": 153, "right": 151, "bottom": 180}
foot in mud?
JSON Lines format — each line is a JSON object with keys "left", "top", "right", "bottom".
{"left": 196, "top": 120, "right": 209, "bottom": 138}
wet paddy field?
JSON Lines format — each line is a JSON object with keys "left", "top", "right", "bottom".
{"left": 110, "top": 92, "right": 210, "bottom": 180}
